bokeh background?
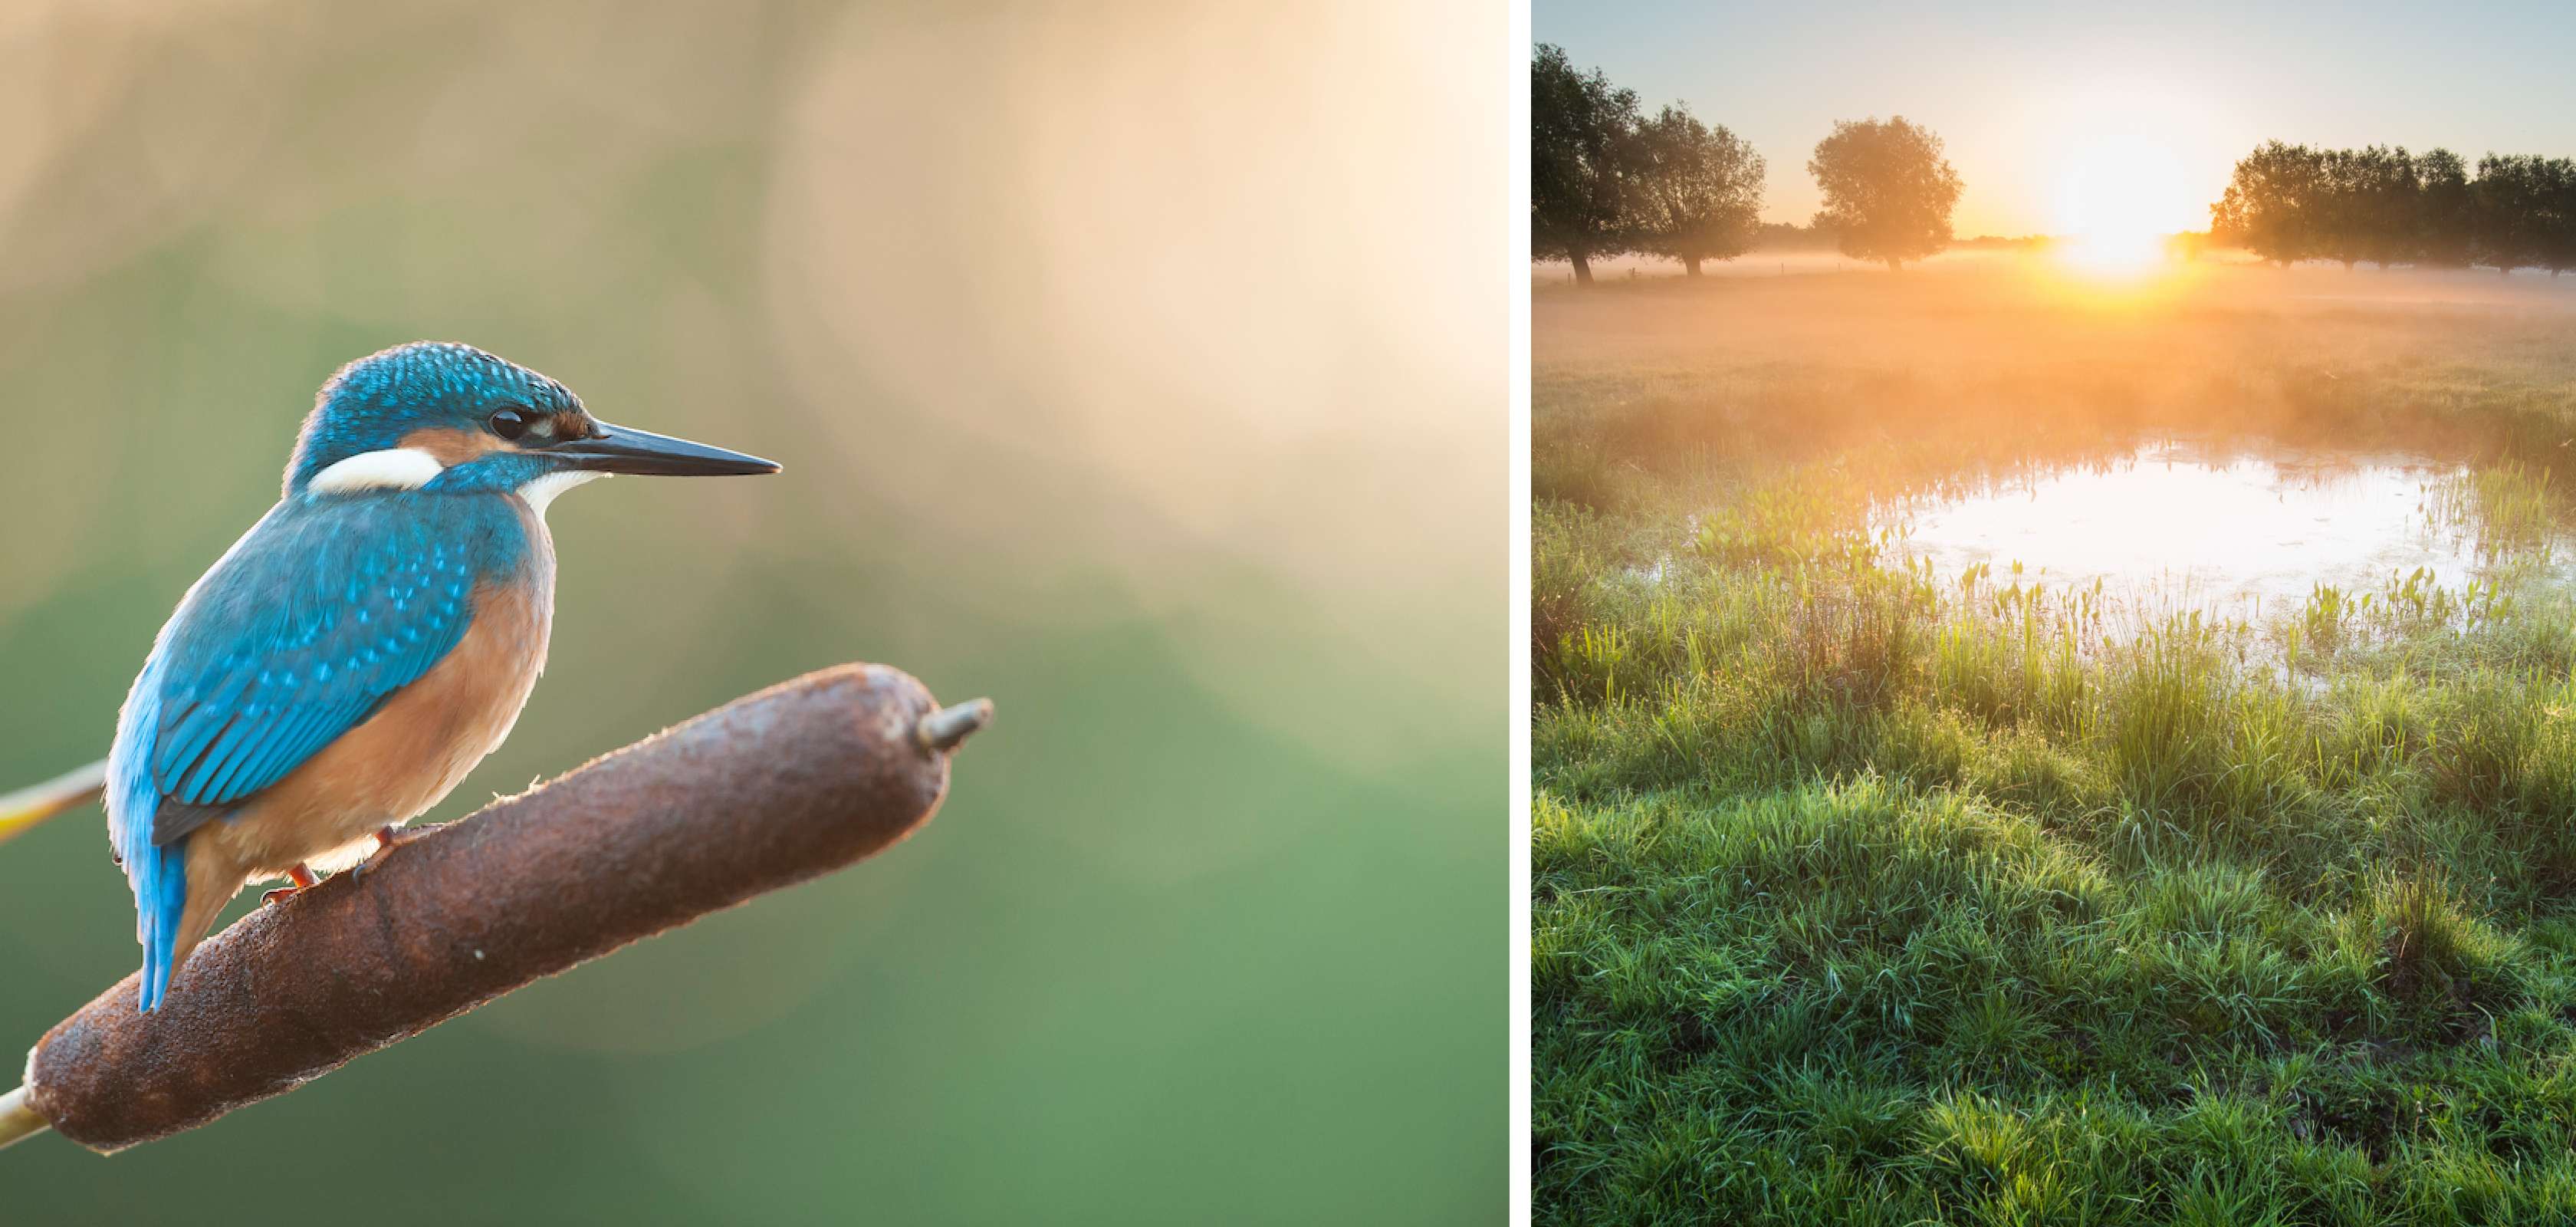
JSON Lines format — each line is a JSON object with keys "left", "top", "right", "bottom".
{"left": 0, "top": 2, "right": 1504, "bottom": 1221}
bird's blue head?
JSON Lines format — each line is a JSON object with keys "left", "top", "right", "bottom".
{"left": 285, "top": 342, "right": 777, "bottom": 505}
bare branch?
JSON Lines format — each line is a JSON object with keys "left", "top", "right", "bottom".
{"left": 5, "top": 663, "right": 988, "bottom": 1155}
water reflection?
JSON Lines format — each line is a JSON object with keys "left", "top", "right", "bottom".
{"left": 1888, "top": 444, "right": 2535, "bottom": 612}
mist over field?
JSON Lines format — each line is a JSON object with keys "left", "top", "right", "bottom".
{"left": 1533, "top": 246, "right": 2024, "bottom": 285}
{"left": 1534, "top": 257, "right": 2576, "bottom": 1222}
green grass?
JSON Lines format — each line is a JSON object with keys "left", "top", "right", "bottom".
{"left": 1534, "top": 265, "right": 2576, "bottom": 1225}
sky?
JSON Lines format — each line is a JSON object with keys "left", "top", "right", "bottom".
{"left": 1536, "top": 0, "right": 2576, "bottom": 238}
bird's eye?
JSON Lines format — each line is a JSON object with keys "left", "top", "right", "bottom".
{"left": 488, "top": 409, "right": 530, "bottom": 440}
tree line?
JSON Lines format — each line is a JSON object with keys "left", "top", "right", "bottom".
{"left": 1532, "top": 44, "right": 1962, "bottom": 282}
{"left": 2214, "top": 142, "right": 2576, "bottom": 274}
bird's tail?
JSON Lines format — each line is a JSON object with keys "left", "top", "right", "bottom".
{"left": 0, "top": 758, "right": 107, "bottom": 847}
{"left": 0, "top": 761, "right": 186, "bottom": 1002}
{"left": 104, "top": 742, "right": 185, "bottom": 1012}
{"left": 133, "top": 835, "right": 188, "bottom": 1012}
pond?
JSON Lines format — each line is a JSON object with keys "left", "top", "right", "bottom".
{"left": 1886, "top": 444, "right": 2538, "bottom": 614}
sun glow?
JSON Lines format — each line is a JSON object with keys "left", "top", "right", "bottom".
{"left": 2052, "top": 133, "right": 2199, "bottom": 277}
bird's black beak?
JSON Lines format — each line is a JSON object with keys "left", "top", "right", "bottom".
{"left": 555, "top": 420, "right": 780, "bottom": 477}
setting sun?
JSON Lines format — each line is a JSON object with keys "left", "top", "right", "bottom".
{"left": 2052, "top": 133, "right": 2199, "bottom": 275}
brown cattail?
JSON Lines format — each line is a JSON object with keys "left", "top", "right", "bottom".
{"left": 3, "top": 663, "right": 989, "bottom": 1154}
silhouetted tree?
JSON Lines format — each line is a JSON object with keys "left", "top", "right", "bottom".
{"left": 2474, "top": 154, "right": 2544, "bottom": 275}
{"left": 1807, "top": 117, "right": 1963, "bottom": 270}
{"left": 1531, "top": 44, "right": 1639, "bottom": 286}
{"left": 1753, "top": 220, "right": 1839, "bottom": 250}
{"left": 2318, "top": 147, "right": 2369, "bottom": 268}
{"left": 2540, "top": 157, "right": 2576, "bottom": 276}
{"left": 2213, "top": 140, "right": 2576, "bottom": 275}
{"left": 2305, "top": 146, "right": 2416, "bottom": 268}
{"left": 2212, "top": 141, "right": 2328, "bottom": 265}
{"left": 2415, "top": 149, "right": 2475, "bottom": 268}
{"left": 2347, "top": 146, "right": 2421, "bottom": 268}
{"left": 1625, "top": 105, "right": 1765, "bottom": 276}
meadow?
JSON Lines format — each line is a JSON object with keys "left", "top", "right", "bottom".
{"left": 1533, "top": 257, "right": 2576, "bottom": 1224}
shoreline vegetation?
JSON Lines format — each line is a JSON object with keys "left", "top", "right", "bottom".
{"left": 1533, "top": 261, "right": 2576, "bottom": 1223}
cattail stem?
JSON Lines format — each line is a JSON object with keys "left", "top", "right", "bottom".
{"left": 8, "top": 663, "right": 987, "bottom": 1155}
{"left": 0, "top": 758, "right": 107, "bottom": 846}
{"left": 0, "top": 1086, "right": 41, "bottom": 1150}
{"left": 918, "top": 698, "right": 994, "bottom": 750}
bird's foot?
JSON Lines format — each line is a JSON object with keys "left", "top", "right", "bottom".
{"left": 348, "top": 826, "right": 402, "bottom": 883}
{"left": 262, "top": 863, "right": 320, "bottom": 906}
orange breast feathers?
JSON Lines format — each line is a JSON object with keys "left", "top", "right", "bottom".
{"left": 199, "top": 563, "right": 556, "bottom": 880}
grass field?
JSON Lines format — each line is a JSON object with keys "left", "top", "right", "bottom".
{"left": 1533, "top": 258, "right": 2576, "bottom": 1224}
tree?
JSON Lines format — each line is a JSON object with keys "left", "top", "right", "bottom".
{"left": 2318, "top": 146, "right": 2367, "bottom": 267}
{"left": 2340, "top": 146, "right": 2420, "bottom": 268}
{"left": 1625, "top": 104, "right": 1764, "bottom": 276}
{"left": 2314, "top": 147, "right": 2418, "bottom": 268}
{"left": 2210, "top": 140, "right": 2576, "bottom": 275}
{"left": 2212, "top": 141, "right": 2328, "bottom": 265}
{"left": 2474, "top": 153, "right": 2542, "bottom": 275}
{"left": 2538, "top": 157, "right": 2576, "bottom": 276}
{"left": 2415, "top": 149, "right": 2474, "bottom": 268}
{"left": 1531, "top": 44, "right": 1639, "bottom": 286}
{"left": 1806, "top": 117, "right": 1963, "bottom": 271}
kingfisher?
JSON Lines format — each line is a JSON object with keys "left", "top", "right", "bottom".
{"left": 105, "top": 341, "right": 777, "bottom": 1011}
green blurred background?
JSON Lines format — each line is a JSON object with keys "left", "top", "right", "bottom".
{"left": 0, "top": 2, "right": 1504, "bottom": 1220}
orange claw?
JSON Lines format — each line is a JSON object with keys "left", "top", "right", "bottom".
{"left": 350, "top": 827, "right": 402, "bottom": 883}
{"left": 261, "top": 864, "right": 320, "bottom": 906}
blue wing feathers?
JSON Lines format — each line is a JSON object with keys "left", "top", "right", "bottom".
{"left": 146, "top": 498, "right": 504, "bottom": 830}
{"left": 110, "top": 493, "right": 529, "bottom": 1009}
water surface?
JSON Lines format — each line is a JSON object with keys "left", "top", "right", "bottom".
{"left": 1889, "top": 445, "right": 2513, "bottom": 611}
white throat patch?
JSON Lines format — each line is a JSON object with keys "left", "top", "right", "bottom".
{"left": 307, "top": 447, "right": 445, "bottom": 494}
{"left": 518, "top": 469, "right": 605, "bottom": 518}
